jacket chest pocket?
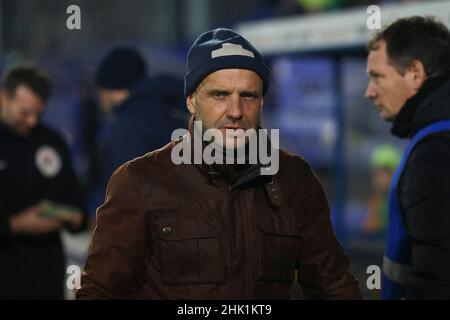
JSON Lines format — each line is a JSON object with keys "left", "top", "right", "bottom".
{"left": 155, "top": 214, "right": 223, "bottom": 285}
{"left": 256, "top": 213, "right": 302, "bottom": 282}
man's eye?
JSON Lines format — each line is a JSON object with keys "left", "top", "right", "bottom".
{"left": 242, "top": 93, "right": 258, "bottom": 100}
{"left": 212, "top": 92, "right": 227, "bottom": 98}
{"left": 371, "top": 74, "right": 382, "bottom": 81}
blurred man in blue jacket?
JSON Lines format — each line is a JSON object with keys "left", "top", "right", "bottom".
{"left": 95, "top": 47, "right": 185, "bottom": 194}
{"left": 366, "top": 17, "right": 450, "bottom": 299}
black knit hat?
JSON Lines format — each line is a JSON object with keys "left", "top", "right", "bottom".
{"left": 184, "top": 28, "right": 270, "bottom": 97}
{"left": 96, "top": 47, "right": 148, "bottom": 89}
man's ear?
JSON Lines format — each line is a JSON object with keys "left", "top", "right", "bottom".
{"left": 408, "top": 60, "right": 427, "bottom": 91}
{"left": 186, "top": 94, "right": 195, "bottom": 114}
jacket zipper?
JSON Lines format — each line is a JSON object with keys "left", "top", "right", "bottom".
{"left": 224, "top": 184, "right": 234, "bottom": 298}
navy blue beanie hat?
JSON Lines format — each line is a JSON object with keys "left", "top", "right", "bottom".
{"left": 184, "top": 28, "right": 270, "bottom": 97}
{"left": 96, "top": 47, "right": 148, "bottom": 89}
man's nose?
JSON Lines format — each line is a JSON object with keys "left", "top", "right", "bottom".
{"left": 227, "top": 94, "right": 243, "bottom": 120}
{"left": 365, "top": 82, "right": 377, "bottom": 100}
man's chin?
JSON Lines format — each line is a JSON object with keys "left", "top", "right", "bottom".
{"left": 380, "top": 114, "right": 395, "bottom": 122}
{"left": 378, "top": 110, "right": 395, "bottom": 122}
{"left": 16, "top": 128, "right": 32, "bottom": 137}
{"left": 213, "top": 137, "right": 247, "bottom": 150}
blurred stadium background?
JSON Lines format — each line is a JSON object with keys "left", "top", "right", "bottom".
{"left": 1, "top": 0, "right": 449, "bottom": 299}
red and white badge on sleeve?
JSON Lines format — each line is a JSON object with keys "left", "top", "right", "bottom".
{"left": 35, "top": 146, "right": 62, "bottom": 178}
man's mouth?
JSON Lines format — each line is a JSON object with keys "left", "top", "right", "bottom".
{"left": 222, "top": 126, "right": 247, "bottom": 130}
{"left": 221, "top": 127, "right": 249, "bottom": 138}
{"left": 374, "top": 103, "right": 383, "bottom": 111}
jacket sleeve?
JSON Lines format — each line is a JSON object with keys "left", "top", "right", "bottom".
{"left": 76, "top": 162, "right": 148, "bottom": 299}
{"left": 400, "top": 134, "right": 450, "bottom": 299}
{"left": 296, "top": 165, "right": 362, "bottom": 299}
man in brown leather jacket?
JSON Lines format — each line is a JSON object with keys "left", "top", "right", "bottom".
{"left": 77, "top": 28, "right": 361, "bottom": 299}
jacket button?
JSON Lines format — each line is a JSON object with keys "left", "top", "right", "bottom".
{"left": 162, "top": 226, "right": 172, "bottom": 236}
{"left": 271, "top": 187, "right": 277, "bottom": 192}
{"left": 273, "top": 194, "right": 279, "bottom": 200}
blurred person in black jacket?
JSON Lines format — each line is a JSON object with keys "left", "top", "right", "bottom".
{"left": 365, "top": 16, "right": 450, "bottom": 299}
{"left": 0, "top": 64, "right": 88, "bottom": 299}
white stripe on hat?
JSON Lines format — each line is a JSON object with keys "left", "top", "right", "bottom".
{"left": 211, "top": 43, "right": 255, "bottom": 59}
